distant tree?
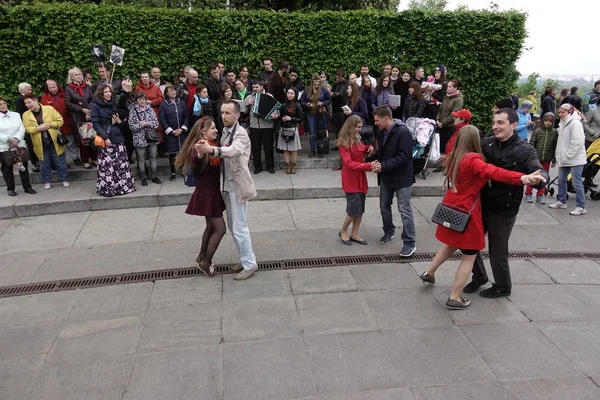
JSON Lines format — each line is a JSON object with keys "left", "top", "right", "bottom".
{"left": 542, "top": 78, "right": 561, "bottom": 91}
{"left": 229, "top": 0, "right": 400, "bottom": 10}
{"left": 517, "top": 72, "right": 540, "bottom": 97}
{"left": 407, "top": 0, "right": 447, "bottom": 10}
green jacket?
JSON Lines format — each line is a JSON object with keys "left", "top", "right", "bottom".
{"left": 529, "top": 124, "right": 558, "bottom": 162}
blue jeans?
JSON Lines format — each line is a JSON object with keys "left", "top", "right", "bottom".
{"left": 379, "top": 184, "right": 416, "bottom": 246}
{"left": 223, "top": 191, "right": 257, "bottom": 270}
{"left": 307, "top": 114, "right": 326, "bottom": 151}
{"left": 558, "top": 165, "right": 586, "bottom": 208}
{"left": 40, "top": 146, "right": 68, "bottom": 184}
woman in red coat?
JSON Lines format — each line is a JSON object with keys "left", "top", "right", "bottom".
{"left": 135, "top": 72, "right": 164, "bottom": 120}
{"left": 419, "top": 126, "right": 545, "bottom": 310}
{"left": 338, "top": 115, "right": 377, "bottom": 245}
{"left": 41, "top": 80, "right": 76, "bottom": 162}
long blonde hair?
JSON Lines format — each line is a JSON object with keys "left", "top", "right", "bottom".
{"left": 175, "top": 117, "right": 214, "bottom": 173}
{"left": 337, "top": 115, "right": 363, "bottom": 149}
{"left": 443, "top": 125, "right": 483, "bottom": 192}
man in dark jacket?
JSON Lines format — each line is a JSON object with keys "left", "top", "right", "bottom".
{"left": 205, "top": 62, "right": 224, "bottom": 102}
{"left": 288, "top": 68, "right": 304, "bottom": 93}
{"left": 540, "top": 87, "right": 556, "bottom": 118}
{"left": 258, "top": 57, "right": 275, "bottom": 85}
{"left": 267, "top": 61, "right": 289, "bottom": 104}
{"left": 331, "top": 69, "right": 349, "bottom": 148}
{"left": 464, "top": 108, "right": 549, "bottom": 298}
{"left": 373, "top": 106, "right": 416, "bottom": 257}
{"left": 560, "top": 86, "right": 583, "bottom": 111}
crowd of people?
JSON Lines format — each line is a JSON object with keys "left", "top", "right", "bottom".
{"left": 1, "top": 58, "right": 598, "bottom": 306}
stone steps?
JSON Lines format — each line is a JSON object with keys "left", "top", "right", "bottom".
{"left": 0, "top": 169, "right": 444, "bottom": 219}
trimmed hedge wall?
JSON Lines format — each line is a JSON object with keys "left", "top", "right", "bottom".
{"left": 0, "top": 4, "right": 526, "bottom": 126}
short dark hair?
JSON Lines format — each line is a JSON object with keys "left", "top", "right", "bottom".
{"left": 0, "top": 96, "right": 6, "bottom": 103}
{"left": 570, "top": 86, "right": 578, "bottom": 94}
{"left": 252, "top": 80, "right": 263, "bottom": 87}
{"left": 289, "top": 67, "right": 299, "bottom": 75}
{"left": 208, "top": 62, "right": 219, "bottom": 72}
{"left": 94, "top": 84, "right": 110, "bottom": 99}
{"left": 134, "top": 92, "right": 147, "bottom": 100}
{"left": 595, "top": 80, "right": 600, "bottom": 87}
{"left": 495, "top": 108, "right": 518, "bottom": 124}
{"left": 335, "top": 68, "right": 346, "bottom": 77}
{"left": 222, "top": 99, "right": 240, "bottom": 113}
{"left": 22, "top": 93, "right": 38, "bottom": 101}
{"left": 278, "top": 61, "right": 289, "bottom": 70}
{"left": 263, "top": 57, "right": 273, "bottom": 63}
{"left": 239, "top": 65, "right": 249, "bottom": 72}
{"left": 226, "top": 69, "right": 235, "bottom": 75}
{"left": 361, "top": 64, "right": 369, "bottom": 69}
{"left": 373, "top": 105, "right": 392, "bottom": 119}
{"left": 448, "top": 79, "right": 462, "bottom": 89}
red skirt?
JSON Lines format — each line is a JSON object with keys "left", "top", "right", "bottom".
{"left": 185, "top": 187, "right": 225, "bottom": 217}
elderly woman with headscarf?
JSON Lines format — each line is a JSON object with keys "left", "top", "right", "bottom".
{"left": 41, "top": 80, "right": 77, "bottom": 164}
{"left": 65, "top": 67, "right": 96, "bottom": 169}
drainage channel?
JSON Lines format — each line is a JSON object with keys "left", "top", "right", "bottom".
{"left": 1, "top": 251, "right": 598, "bottom": 299}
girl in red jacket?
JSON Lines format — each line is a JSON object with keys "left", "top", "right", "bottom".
{"left": 419, "top": 126, "right": 545, "bottom": 310}
{"left": 338, "top": 115, "right": 378, "bottom": 245}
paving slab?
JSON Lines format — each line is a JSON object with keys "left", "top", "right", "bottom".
{"left": 45, "top": 314, "right": 143, "bottom": 367}
{"left": 295, "top": 292, "right": 378, "bottom": 335}
{"left": 509, "top": 285, "right": 600, "bottom": 322}
{"left": 428, "top": 286, "right": 530, "bottom": 325}
{"left": 0, "top": 373, "right": 33, "bottom": 400}
{"left": 0, "top": 250, "right": 46, "bottom": 286}
{"left": 531, "top": 259, "right": 600, "bottom": 284}
{"left": 0, "top": 290, "right": 78, "bottom": 328}
{"left": 124, "top": 346, "right": 222, "bottom": 400}
{"left": 382, "top": 326, "right": 495, "bottom": 386}
{"left": 25, "top": 359, "right": 133, "bottom": 400}
{"left": 222, "top": 296, "right": 302, "bottom": 342}
{"left": 288, "top": 266, "right": 358, "bottom": 295}
{"left": 0, "top": 193, "right": 20, "bottom": 219}
{"left": 88, "top": 183, "right": 159, "bottom": 211}
{"left": 33, "top": 242, "right": 143, "bottom": 282}
{"left": 411, "top": 381, "right": 515, "bottom": 400}
{"left": 156, "top": 180, "right": 194, "bottom": 207}
{"left": 515, "top": 202, "right": 562, "bottom": 225}
{"left": 67, "top": 283, "right": 153, "bottom": 321}
{"left": 148, "top": 276, "right": 222, "bottom": 309}
{"left": 573, "top": 285, "right": 600, "bottom": 308}
{"left": 222, "top": 269, "right": 291, "bottom": 301}
{"left": 501, "top": 377, "right": 600, "bottom": 400}
{"left": 301, "top": 388, "right": 416, "bottom": 400}
{"left": 363, "top": 289, "right": 453, "bottom": 330}
{"left": 350, "top": 263, "right": 425, "bottom": 290}
{"left": 138, "top": 303, "right": 222, "bottom": 353}
{"left": 223, "top": 337, "right": 317, "bottom": 400}
{"left": 0, "top": 323, "right": 62, "bottom": 378}
{"left": 138, "top": 236, "right": 235, "bottom": 270}
{"left": 0, "top": 212, "right": 89, "bottom": 254}
{"left": 13, "top": 181, "right": 91, "bottom": 218}
{"left": 537, "top": 321, "right": 600, "bottom": 376}
{"left": 0, "top": 217, "right": 15, "bottom": 236}
{"left": 247, "top": 198, "right": 296, "bottom": 232}
{"left": 460, "top": 323, "right": 583, "bottom": 380}
{"left": 304, "top": 331, "right": 407, "bottom": 394}
{"left": 74, "top": 207, "right": 158, "bottom": 247}
{"left": 152, "top": 205, "right": 206, "bottom": 241}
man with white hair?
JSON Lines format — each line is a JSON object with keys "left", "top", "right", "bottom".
{"left": 15, "top": 82, "right": 39, "bottom": 172}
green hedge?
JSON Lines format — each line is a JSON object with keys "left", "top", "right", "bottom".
{"left": 0, "top": 4, "right": 525, "bottom": 127}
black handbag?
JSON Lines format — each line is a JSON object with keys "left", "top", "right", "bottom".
{"left": 431, "top": 194, "right": 479, "bottom": 233}
{"left": 317, "top": 136, "right": 329, "bottom": 155}
{"left": 56, "top": 132, "right": 69, "bottom": 145}
{"left": 144, "top": 128, "right": 162, "bottom": 143}
{"left": 2, "top": 147, "right": 30, "bottom": 166}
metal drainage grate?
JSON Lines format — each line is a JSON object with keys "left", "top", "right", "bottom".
{"left": 0, "top": 251, "right": 599, "bottom": 299}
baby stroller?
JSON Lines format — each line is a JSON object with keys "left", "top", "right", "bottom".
{"left": 407, "top": 117, "right": 438, "bottom": 179}
{"left": 547, "top": 137, "right": 600, "bottom": 201}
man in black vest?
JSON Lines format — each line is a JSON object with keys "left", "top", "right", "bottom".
{"left": 464, "top": 108, "right": 548, "bottom": 298}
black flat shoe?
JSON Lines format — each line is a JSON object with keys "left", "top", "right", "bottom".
{"left": 169, "top": 173, "right": 176, "bottom": 181}
{"left": 267, "top": 168, "right": 275, "bottom": 174}
{"left": 73, "top": 159, "right": 83, "bottom": 166}
{"left": 141, "top": 179, "right": 148, "bottom": 186}
{"left": 151, "top": 176, "right": 162, "bottom": 184}
{"left": 338, "top": 231, "right": 352, "bottom": 245}
{"left": 7, "top": 190, "right": 17, "bottom": 197}
{"left": 253, "top": 168, "right": 262, "bottom": 175}
{"left": 83, "top": 164, "right": 93, "bottom": 170}
{"left": 349, "top": 237, "right": 368, "bottom": 245}
{"left": 25, "top": 188, "right": 37, "bottom": 195}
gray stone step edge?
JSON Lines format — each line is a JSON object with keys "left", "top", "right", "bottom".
{"left": 0, "top": 185, "right": 443, "bottom": 219}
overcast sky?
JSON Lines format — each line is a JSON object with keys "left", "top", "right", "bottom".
{"left": 399, "top": 0, "right": 599, "bottom": 76}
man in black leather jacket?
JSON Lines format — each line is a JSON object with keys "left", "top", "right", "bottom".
{"left": 464, "top": 108, "right": 549, "bottom": 298}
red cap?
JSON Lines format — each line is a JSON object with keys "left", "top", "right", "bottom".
{"left": 451, "top": 109, "right": 472, "bottom": 121}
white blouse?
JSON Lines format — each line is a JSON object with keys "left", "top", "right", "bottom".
{"left": 0, "top": 111, "right": 25, "bottom": 151}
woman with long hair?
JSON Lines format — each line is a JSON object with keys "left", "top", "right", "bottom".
{"left": 402, "top": 81, "right": 426, "bottom": 121}
{"left": 160, "top": 83, "right": 189, "bottom": 181}
{"left": 277, "top": 87, "right": 303, "bottom": 174}
{"left": 175, "top": 116, "right": 225, "bottom": 277}
{"left": 392, "top": 70, "right": 411, "bottom": 119}
{"left": 300, "top": 73, "right": 331, "bottom": 157}
{"left": 361, "top": 78, "right": 375, "bottom": 124}
{"left": 337, "top": 115, "right": 377, "bottom": 245}
{"left": 343, "top": 83, "right": 368, "bottom": 123}
{"left": 418, "top": 126, "right": 544, "bottom": 310}
{"left": 373, "top": 73, "right": 395, "bottom": 111}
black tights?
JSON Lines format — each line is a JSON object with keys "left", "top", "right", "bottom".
{"left": 169, "top": 154, "right": 177, "bottom": 174}
{"left": 197, "top": 216, "right": 226, "bottom": 265}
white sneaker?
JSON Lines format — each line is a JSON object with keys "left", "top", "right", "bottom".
{"left": 62, "top": 181, "right": 70, "bottom": 187}
{"left": 570, "top": 207, "right": 586, "bottom": 216}
{"left": 548, "top": 201, "right": 567, "bottom": 209}
{"left": 44, "top": 183, "right": 51, "bottom": 190}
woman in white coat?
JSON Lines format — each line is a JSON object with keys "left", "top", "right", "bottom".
{"left": 549, "top": 103, "right": 587, "bottom": 215}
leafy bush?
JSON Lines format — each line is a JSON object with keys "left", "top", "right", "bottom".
{"left": 0, "top": 4, "right": 525, "bottom": 126}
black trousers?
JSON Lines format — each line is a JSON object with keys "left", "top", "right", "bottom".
{"left": 250, "top": 127, "right": 274, "bottom": 170}
{"left": 332, "top": 112, "right": 346, "bottom": 139}
{"left": 472, "top": 210, "right": 517, "bottom": 291}
{"left": 439, "top": 125, "right": 454, "bottom": 155}
{"left": 1, "top": 160, "right": 32, "bottom": 191}
{"left": 24, "top": 134, "right": 39, "bottom": 166}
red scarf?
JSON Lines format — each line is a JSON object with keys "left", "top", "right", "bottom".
{"left": 207, "top": 139, "right": 221, "bottom": 167}
{"left": 69, "top": 82, "right": 87, "bottom": 97}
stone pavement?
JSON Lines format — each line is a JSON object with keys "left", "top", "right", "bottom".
{"left": 1, "top": 196, "right": 600, "bottom": 399}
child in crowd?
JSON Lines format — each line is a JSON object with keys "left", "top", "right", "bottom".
{"left": 525, "top": 112, "right": 558, "bottom": 203}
